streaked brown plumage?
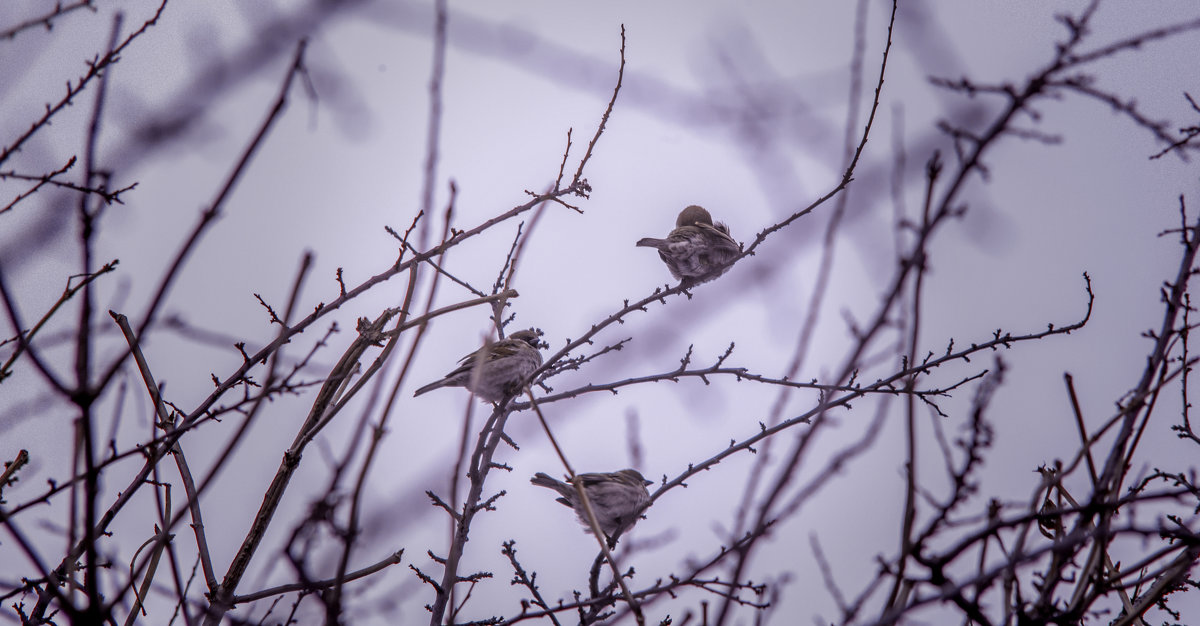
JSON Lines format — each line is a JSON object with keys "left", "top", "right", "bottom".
{"left": 413, "top": 329, "right": 543, "bottom": 402}
{"left": 636, "top": 205, "right": 741, "bottom": 286}
{"left": 530, "top": 469, "right": 653, "bottom": 540}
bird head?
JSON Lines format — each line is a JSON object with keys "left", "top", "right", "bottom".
{"left": 676, "top": 205, "right": 714, "bottom": 228}
{"left": 617, "top": 469, "right": 653, "bottom": 487}
{"left": 508, "top": 329, "right": 543, "bottom": 349}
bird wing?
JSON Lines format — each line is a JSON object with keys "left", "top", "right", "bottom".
{"left": 455, "top": 348, "right": 483, "bottom": 366}
{"left": 576, "top": 473, "right": 612, "bottom": 488}
{"left": 487, "top": 339, "right": 526, "bottom": 360}
{"left": 454, "top": 339, "right": 510, "bottom": 366}
{"left": 698, "top": 222, "right": 740, "bottom": 248}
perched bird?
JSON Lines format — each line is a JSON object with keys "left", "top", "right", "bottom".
{"left": 530, "top": 469, "right": 653, "bottom": 542}
{"left": 636, "top": 205, "right": 741, "bottom": 286}
{"left": 413, "top": 329, "right": 543, "bottom": 402}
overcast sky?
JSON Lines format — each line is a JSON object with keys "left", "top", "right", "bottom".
{"left": 3, "top": 1, "right": 1200, "bottom": 623}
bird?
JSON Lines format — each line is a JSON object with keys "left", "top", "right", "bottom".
{"left": 413, "top": 329, "right": 543, "bottom": 402}
{"left": 530, "top": 469, "right": 653, "bottom": 544}
{"left": 636, "top": 205, "right": 741, "bottom": 286}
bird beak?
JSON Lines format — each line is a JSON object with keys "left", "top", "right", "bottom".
{"left": 643, "top": 479, "right": 653, "bottom": 486}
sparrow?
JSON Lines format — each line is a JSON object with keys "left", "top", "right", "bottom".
{"left": 530, "top": 469, "right": 653, "bottom": 543}
{"left": 636, "top": 205, "right": 741, "bottom": 286}
{"left": 413, "top": 329, "right": 543, "bottom": 402}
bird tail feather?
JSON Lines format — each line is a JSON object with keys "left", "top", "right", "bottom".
{"left": 530, "top": 472, "right": 574, "bottom": 505}
{"left": 530, "top": 472, "right": 560, "bottom": 488}
{"left": 413, "top": 380, "right": 446, "bottom": 397}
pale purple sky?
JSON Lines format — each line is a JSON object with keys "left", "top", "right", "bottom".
{"left": 2, "top": 1, "right": 1199, "bottom": 623}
